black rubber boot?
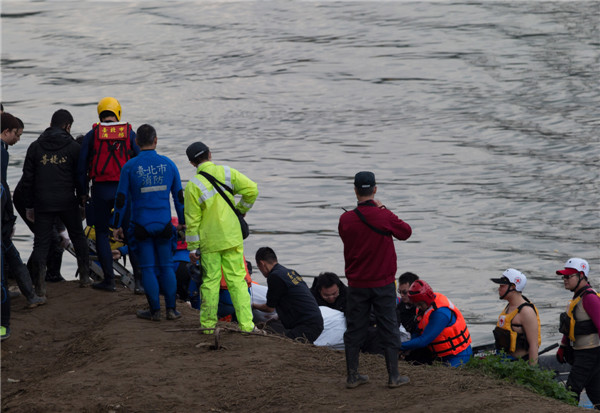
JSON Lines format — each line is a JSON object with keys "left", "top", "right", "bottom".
{"left": 77, "top": 257, "right": 92, "bottom": 287}
{"left": 31, "top": 262, "right": 47, "bottom": 298}
{"left": 345, "top": 347, "right": 369, "bottom": 389}
{"left": 385, "top": 348, "right": 410, "bottom": 388}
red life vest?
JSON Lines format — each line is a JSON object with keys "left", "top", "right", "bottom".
{"left": 89, "top": 122, "right": 133, "bottom": 182}
{"left": 417, "top": 293, "right": 472, "bottom": 358}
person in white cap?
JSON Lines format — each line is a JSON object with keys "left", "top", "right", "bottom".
{"left": 555, "top": 257, "right": 600, "bottom": 408}
{"left": 491, "top": 269, "right": 541, "bottom": 365}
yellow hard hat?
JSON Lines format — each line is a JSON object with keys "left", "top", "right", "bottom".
{"left": 97, "top": 97, "right": 122, "bottom": 121}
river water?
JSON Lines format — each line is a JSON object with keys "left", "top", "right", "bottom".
{"left": 2, "top": 1, "right": 599, "bottom": 346}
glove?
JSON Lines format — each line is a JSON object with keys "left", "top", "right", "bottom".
{"left": 556, "top": 346, "right": 566, "bottom": 364}
{"left": 25, "top": 208, "right": 35, "bottom": 223}
{"left": 58, "top": 229, "right": 71, "bottom": 249}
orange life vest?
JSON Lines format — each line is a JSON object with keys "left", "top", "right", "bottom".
{"left": 417, "top": 293, "right": 472, "bottom": 358}
{"left": 89, "top": 122, "right": 133, "bottom": 182}
{"left": 220, "top": 257, "right": 252, "bottom": 289}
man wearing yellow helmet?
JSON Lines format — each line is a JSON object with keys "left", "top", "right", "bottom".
{"left": 77, "top": 97, "right": 140, "bottom": 292}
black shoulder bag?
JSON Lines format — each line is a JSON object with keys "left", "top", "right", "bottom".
{"left": 198, "top": 171, "right": 250, "bottom": 239}
{"left": 353, "top": 207, "right": 392, "bottom": 236}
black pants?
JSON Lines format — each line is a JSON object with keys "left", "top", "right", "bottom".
{"left": 344, "top": 282, "right": 401, "bottom": 351}
{"left": 568, "top": 346, "right": 600, "bottom": 409}
{"left": 31, "top": 207, "right": 88, "bottom": 271}
{"left": 2, "top": 240, "right": 35, "bottom": 300}
{"left": 263, "top": 318, "right": 324, "bottom": 344}
{"left": 1, "top": 246, "right": 10, "bottom": 328}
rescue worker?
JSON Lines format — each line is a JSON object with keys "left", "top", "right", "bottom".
{"left": 491, "top": 268, "right": 541, "bottom": 364}
{"left": 1, "top": 185, "right": 11, "bottom": 340}
{"left": 338, "top": 171, "right": 412, "bottom": 389}
{"left": 77, "top": 97, "right": 140, "bottom": 292}
{"left": 184, "top": 141, "right": 258, "bottom": 334}
{"left": 555, "top": 258, "right": 600, "bottom": 408}
{"left": 112, "top": 124, "right": 185, "bottom": 321}
{"left": 253, "top": 247, "right": 324, "bottom": 342}
{"left": 20, "top": 109, "right": 92, "bottom": 295}
{"left": 1, "top": 113, "right": 46, "bottom": 307}
{"left": 401, "top": 280, "right": 472, "bottom": 367}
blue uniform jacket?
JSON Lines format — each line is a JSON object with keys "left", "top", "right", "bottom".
{"left": 112, "top": 150, "right": 185, "bottom": 232}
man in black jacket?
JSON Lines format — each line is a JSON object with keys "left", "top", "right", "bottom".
{"left": 20, "top": 109, "right": 91, "bottom": 297}
{"left": 310, "top": 272, "right": 348, "bottom": 313}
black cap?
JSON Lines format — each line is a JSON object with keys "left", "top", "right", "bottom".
{"left": 186, "top": 142, "right": 209, "bottom": 162}
{"left": 354, "top": 171, "right": 376, "bottom": 188}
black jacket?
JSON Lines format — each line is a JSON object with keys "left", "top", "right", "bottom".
{"left": 20, "top": 127, "right": 82, "bottom": 212}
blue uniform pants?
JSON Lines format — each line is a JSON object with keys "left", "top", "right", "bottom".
{"left": 136, "top": 236, "right": 176, "bottom": 312}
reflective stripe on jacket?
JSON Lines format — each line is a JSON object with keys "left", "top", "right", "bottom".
{"left": 184, "top": 161, "right": 258, "bottom": 253}
{"left": 417, "top": 293, "right": 472, "bottom": 358}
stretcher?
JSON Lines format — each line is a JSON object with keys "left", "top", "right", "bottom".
{"left": 66, "top": 238, "right": 135, "bottom": 290}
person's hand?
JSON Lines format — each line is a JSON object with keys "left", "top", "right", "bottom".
{"left": 112, "top": 227, "right": 124, "bottom": 242}
{"left": 58, "top": 229, "right": 71, "bottom": 249}
{"left": 556, "top": 346, "right": 566, "bottom": 364}
{"left": 80, "top": 195, "right": 89, "bottom": 207}
{"left": 189, "top": 250, "right": 200, "bottom": 264}
{"left": 112, "top": 249, "right": 122, "bottom": 260}
{"left": 25, "top": 208, "right": 35, "bottom": 223}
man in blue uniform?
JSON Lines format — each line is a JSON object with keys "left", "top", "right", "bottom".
{"left": 78, "top": 97, "right": 140, "bottom": 292}
{"left": 112, "top": 124, "right": 185, "bottom": 321}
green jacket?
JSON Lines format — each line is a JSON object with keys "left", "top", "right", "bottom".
{"left": 184, "top": 161, "right": 258, "bottom": 253}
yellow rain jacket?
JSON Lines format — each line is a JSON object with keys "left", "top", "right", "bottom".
{"left": 184, "top": 161, "right": 258, "bottom": 253}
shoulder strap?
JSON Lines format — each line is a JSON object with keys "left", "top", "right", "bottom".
{"left": 198, "top": 171, "right": 239, "bottom": 216}
{"left": 517, "top": 301, "right": 537, "bottom": 315}
{"left": 353, "top": 207, "right": 391, "bottom": 236}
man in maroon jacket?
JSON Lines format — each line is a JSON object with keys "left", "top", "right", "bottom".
{"left": 339, "top": 171, "right": 412, "bottom": 389}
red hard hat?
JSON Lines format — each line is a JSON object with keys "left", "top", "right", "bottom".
{"left": 408, "top": 280, "right": 435, "bottom": 306}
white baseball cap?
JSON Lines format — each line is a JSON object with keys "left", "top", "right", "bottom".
{"left": 491, "top": 268, "right": 527, "bottom": 292}
{"left": 556, "top": 257, "right": 589, "bottom": 278}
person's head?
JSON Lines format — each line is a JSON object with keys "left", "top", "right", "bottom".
{"left": 186, "top": 141, "right": 210, "bottom": 166}
{"left": 315, "top": 272, "right": 342, "bottom": 304}
{"left": 353, "top": 171, "right": 377, "bottom": 199}
{"left": 397, "top": 272, "right": 419, "bottom": 301}
{"left": 50, "top": 109, "right": 74, "bottom": 132}
{"left": 1, "top": 112, "right": 21, "bottom": 145}
{"left": 556, "top": 257, "right": 589, "bottom": 293}
{"left": 407, "top": 279, "right": 435, "bottom": 311}
{"left": 136, "top": 124, "right": 157, "bottom": 149}
{"left": 255, "top": 246, "right": 278, "bottom": 276}
{"left": 491, "top": 268, "right": 527, "bottom": 300}
{"left": 15, "top": 117, "right": 24, "bottom": 140}
{"left": 97, "top": 96, "right": 121, "bottom": 122}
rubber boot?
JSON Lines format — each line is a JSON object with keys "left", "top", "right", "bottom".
{"left": 345, "top": 346, "right": 369, "bottom": 389}
{"left": 385, "top": 348, "right": 410, "bottom": 388}
{"left": 32, "top": 262, "right": 47, "bottom": 298}
{"left": 45, "top": 240, "right": 65, "bottom": 282}
{"left": 77, "top": 257, "right": 92, "bottom": 287}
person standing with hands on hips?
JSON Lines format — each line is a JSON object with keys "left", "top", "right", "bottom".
{"left": 338, "top": 171, "right": 412, "bottom": 389}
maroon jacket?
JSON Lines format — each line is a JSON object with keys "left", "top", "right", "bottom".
{"left": 338, "top": 200, "right": 412, "bottom": 288}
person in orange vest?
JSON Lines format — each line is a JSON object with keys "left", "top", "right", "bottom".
{"left": 401, "top": 280, "right": 472, "bottom": 367}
